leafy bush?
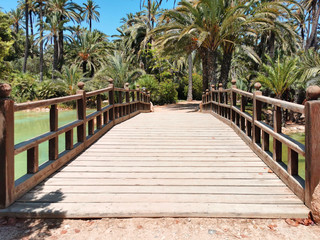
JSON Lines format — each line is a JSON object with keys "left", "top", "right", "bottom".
{"left": 136, "top": 74, "right": 159, "bottom": 95}
{"left": 37, "top": 80, "right": 66, "bottom": 100}
{"left": 157, "top": 79, "right": 178, "bottom": 105}
{"left": 181, "top": 73, "right": 203, "bottom": 100}
{"left": 10, "top": 73, "right": 38, "bottom": 102}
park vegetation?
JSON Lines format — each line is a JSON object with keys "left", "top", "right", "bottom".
{"left": 0, "top": 0, "right": 320, "bottom": 104}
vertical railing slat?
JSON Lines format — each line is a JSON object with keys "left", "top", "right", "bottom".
{"left": 49, "top": 104, "right": 59, "bottom": 160}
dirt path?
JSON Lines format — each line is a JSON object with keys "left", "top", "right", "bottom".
{"left": 0, "top": 217, "right": 319, "bottom": 240}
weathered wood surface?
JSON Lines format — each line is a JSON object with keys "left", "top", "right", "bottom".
{"left": 0, "top": 103, "right": 309, "bottom": 218}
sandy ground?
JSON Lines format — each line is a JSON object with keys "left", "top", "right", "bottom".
{"left": 0, "top": 217, "right": 319, "bottom": 240}
{"left": 1, "top": 102, "right": 318, "bottom": 240}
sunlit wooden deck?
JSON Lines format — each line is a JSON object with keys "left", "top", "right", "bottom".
{"left": 0, "top": 103, "right": 309, "bottom": 218}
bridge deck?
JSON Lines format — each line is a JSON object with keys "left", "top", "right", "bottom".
{"left": 0, "top": 103, "right": 309, "bottom": 218}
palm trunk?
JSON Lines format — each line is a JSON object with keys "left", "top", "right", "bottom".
{"left": 53, "top": 35, "right": 59, "bottom": 79}
{"left": 207, "top": 49, "right": 217, "bottom": 87}
{"left": 306, "top": 2, "right": 320, "bottom": 49}
{"left": 83, "top": 61, "right": 87, "bottom": 74}
{"left": 268, "top": 31, "right": 275, "bottom": 59}
{"left": 39, "top": 2, "right": 44, "bottom": 82}
{"left": 219, "top": 50, "right": 233, "bottom": 88}
{"left": 57, "top": 14, "right": 64, "bottom": 72}
{"left": 200, "top": 49, "right": 208, "bottom": 92}
{"left": 58, "top": 29, "right": 64, "bottom": 72}
{"left": 89, "top": 17, "right": 92, "bottom": 32}
{"left": 187, "top": 53, "right": 193, "bottom": 101}
{"left": 29, "top": 11, "right": 33, "bottom": 37}
{"left": 23, "top": 0, "right": 29, "bottom": 73}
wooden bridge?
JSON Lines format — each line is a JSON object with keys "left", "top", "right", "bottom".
{"left": 0, "top": 80, "right": 319, "bottom": 218}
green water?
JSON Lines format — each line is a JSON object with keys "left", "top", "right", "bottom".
{"left": 14, "top": 109, "right": 94, "bottom": 180}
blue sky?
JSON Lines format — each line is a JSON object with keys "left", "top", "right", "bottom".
{"left": 0, "top": 0, "right": 175, "bottom": 37}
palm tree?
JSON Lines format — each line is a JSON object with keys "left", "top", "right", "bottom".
{"left": 298, "top": 48, "right": 320, "bottom": 85}
{"left": 34, "top": 0, "right": 46, "bottom": 81}
{"left": 82, "top": 0, "right": 100, "bottom": 32}
{"left": 41, "top": 13, "right": 68, "bottom": 77}
{"left": 303, "top": 0, "right": 320, "bottom": 49}
{"left": 94, "top": 51, "right": 144, "bottom": 88}
{"left": 255, "top": 55, "right": 300, "bottom": 99}
{"left": 8, "top": 8, "right": 23, "bottom": 33}
{"left": 8, "top": 8, "right": 23, "bottom": 57}
{"left": 140, "top": 0, "right": 176, "bottom": 27}
{"left": 47, "top": 0, "right": 82, "bottom": 71}
{"left": 68, "top": 30, "right": 106, "bottom": 75}
{"left": 23, "top": 0, "right": 29, "bottom": 73}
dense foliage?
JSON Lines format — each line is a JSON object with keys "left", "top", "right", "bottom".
{"left": 1, "top": 0, "right": 320, "bottom": 104}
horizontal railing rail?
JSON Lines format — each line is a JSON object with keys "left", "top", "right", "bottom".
{"left": 0, "top": 79, "right": 151, "bottom": 208}
{"left": 201, "top": 80, "right": 320, "bottom": 208}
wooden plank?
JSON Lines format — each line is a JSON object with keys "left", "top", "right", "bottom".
{"left": 52, "top": 172, "right": 279, "bottom": 179}
{"left": 31, "top": 185, "right": 293, "bottom": 195}
{"left": 57, "top": 166, "right": 269, "bottom": 173}
{"left": 18, "top": 193, "right": 301, "bottom": 204}
{"left": 0, "top": 202, "right": 308, "bottom": 219}
{"left": 67, "top": 161, "right": 266, "bottom": 167}
{"left": 40, "top": 178, "right": 284, "bottom": 186}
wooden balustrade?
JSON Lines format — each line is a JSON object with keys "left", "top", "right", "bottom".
{"left": 0, "top": 81, "right": 151, "bottom": 208}
{"left": 201, "top": 81, "right": 320, "bottom": 208}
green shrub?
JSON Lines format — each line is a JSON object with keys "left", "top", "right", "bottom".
{"left": 136, "top": 74, "right": 159, "bottom": 94}
{"left": 10, "top": 73, "right": 38, "bottom": 102}
{"left": 158, "top": 79, "right": 178, "bottom": 105}
{"left": 182, "top": 73, "right": 203, "bottom": 100}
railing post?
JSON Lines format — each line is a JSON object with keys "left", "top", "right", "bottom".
{"left": 211, "top": 85, "right": 215, "bottom": 111}
{"left": 0, "top": 84, "right": 14, "bottom": 208}
{"left": 76, "top": 82, "right": 86, "bottom": 143}
{"left": 136, "top": 85, "right": 140, "bottom": 111}
{"left": 147, "top": 91, "right": 151, "bottom": 111}
{"left": 231, "top": 79, "right": 237, "bottom": 122}
{"left": 253, "top": 83, "right": 262, "bottom": 145}
{"left": 305, "top": 86, "right": 320, "bottom": 207}
{"left": 108, "top": 78, "right": 115, "bottom": 124}
{"left": 125, "top": 83, "right": 130, "bottom": 116}
{"left": 96, "top": 94, "right": 102, "bottom": 129}
{"left": 205, "top": 89, "right": 209, "bottom": 111}
{"left": 273, "top": 108, "right": 282, "bottom": 162}
{"left": 49, "top": 104, "right": 59, "bottom": 160}
{"left": 218, "top": 83, "right": 223, "bottom": 116}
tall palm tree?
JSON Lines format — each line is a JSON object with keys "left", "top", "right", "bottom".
{"left": 41, "top": 13, "right": 68, "bottom": 77}
{"left": 47, "top": 0, "right": 82, "bottom": 71}
{"left": 34, "top": 0, "right": 46, "bottom": 81}
{"left": 82, "top": 0, "right": 100, "bottom": 32}
{"left": 303, "top": 0, "right": 320, "bottom": 49}
{"left": 23, "top": 0, "right": 29, "bottom": 73}
{"left": 8, "top": 8, "right": 23, "bottom": 33}
{"left": 140, "top": 0, "right": 176, "bottom": 27}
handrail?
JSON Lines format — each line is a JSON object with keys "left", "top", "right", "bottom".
{"left": 201, "top": 80, "right": 320, "bottom": 208}
{"left": 0, "top": 80, "right": 151, "bottom": 208}
{"left": 14, "top": 94, "right": 82, "bottom": 111}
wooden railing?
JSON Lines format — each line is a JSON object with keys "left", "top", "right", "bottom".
{"left": 201, "top": 80, "right": 320, "bottom": 208}
{"left": 0, "top": 79, "right": 151, "bottom": 208}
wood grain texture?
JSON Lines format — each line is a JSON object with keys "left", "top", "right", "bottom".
{"left": 0, "top": 105, "right": 309, "bottom": 218}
